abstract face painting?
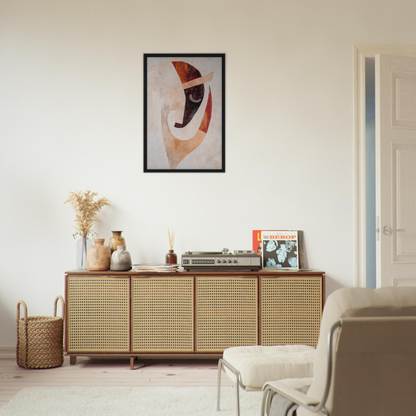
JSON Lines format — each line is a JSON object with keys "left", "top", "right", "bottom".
{"left": 144, "top": 54, "right": 225, "bottom": 172}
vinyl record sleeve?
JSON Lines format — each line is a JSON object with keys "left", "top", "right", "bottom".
{"left": 253, "top": 230, "right": 304, "bottom": 269}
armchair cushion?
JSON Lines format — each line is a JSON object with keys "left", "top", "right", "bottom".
{"left": 223, "top": 345, "right": 315, "bottom": 389}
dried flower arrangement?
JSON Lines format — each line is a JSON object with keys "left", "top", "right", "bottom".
{"left": 64, "top": 190, "right": 111, "bottom": 239}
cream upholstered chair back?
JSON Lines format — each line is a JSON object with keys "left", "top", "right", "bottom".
{"left": 297, "top": 286, "right": 416, "bottom": 416}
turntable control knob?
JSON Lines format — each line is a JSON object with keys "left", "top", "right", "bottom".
{"left": 222, "top": 248, "right": 229, "bottom": 254}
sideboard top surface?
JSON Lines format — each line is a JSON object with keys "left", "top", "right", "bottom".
{"left": 65, "top": 269, "right": 325, "bottom": 276}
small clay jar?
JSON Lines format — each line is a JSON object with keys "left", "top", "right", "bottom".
{"left": 87, "top": 239, "right": 111, "bottom": 271}
{"left": 110, "top": 246, "right": 132, "bottom": 271}
{"left": 109, "top": 231, "right": 126, "bottom": 253}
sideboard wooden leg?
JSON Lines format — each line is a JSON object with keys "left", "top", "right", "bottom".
{"left": 70, "top": 356, "right": 77, "bottom": 365}
{"left": 130, "top": 356, "right": 135, "bottom": 370}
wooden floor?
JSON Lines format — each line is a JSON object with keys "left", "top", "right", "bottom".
{"left": 0, "top": 353, "right": 234, "bottom": 408}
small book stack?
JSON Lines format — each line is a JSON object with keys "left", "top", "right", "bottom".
{"left": 132, "top": 264, "right": 178, "bottom": 272}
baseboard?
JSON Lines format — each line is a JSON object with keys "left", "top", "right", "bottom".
{"left": 0, "top": 346, "right": 15, "bottom": 359}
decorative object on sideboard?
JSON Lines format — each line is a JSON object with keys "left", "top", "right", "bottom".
{"left": 181, "top": 249, "right": 261, "bottom": 271}
{"left": 76, "top": 237, "right": 93, "bottom": 270}
{"left": 252, "top": 230, "right": 305, "bottom": 270}
{"left": 16, "top": 296, "right": 65, "bottom": 369}
{"left": 108, "top": 230, "right": 126, "bottom": 254}
{"left": 110, "top": 245, "right": 132, "bottom": 271}
{"left": 165, "top": 228, "right": 177, "bottom": 265}
{"left": 86, "top": 238, "right": 111, "bottom": 271}
{"left": 64, "top": 190, "right": 111, "bottom": 270}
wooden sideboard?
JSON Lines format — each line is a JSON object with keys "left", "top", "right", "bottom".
{"left": 65, "top": 270, "right": 325, "bottom": 369}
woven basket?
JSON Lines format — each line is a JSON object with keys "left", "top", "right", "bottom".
{"left": 16, "top": 295, "right": 65, "bottom": 369}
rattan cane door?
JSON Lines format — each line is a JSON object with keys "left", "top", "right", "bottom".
{"left": 195, "top": 276, "right": 258, "bottom": 352}
{"left": 67, "top": 276, "right": 130, "bottom": 352}
{"left": 131, "top": 276, "right": 194, "bottom": 352}
{"left": 260, "top": 276, "right": 322, "bottom": 347}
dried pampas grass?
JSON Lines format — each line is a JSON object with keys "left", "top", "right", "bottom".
{"left": 168, "top": 228, "right": 175, "bottom": 250}
{"left": 64, "top": 190, "right": 111, "bottom": 238}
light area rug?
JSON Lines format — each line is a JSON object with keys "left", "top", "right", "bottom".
{"left": 0, "top": 386, "right": 264, "bottom": 416}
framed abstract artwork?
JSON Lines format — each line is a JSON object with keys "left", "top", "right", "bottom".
{"left": 144, "top": 53, "right": 225, "bottom": 172}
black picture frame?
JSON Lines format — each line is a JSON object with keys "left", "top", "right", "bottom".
{"left": 144, "top": 53, "right": 225, "bottom": 172}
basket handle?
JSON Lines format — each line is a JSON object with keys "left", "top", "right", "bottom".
{"left": 16, "top": 300, "right": 28, "bottom": 368}
{"left": 17, "top": 300, "right": 28, "bottom": 323}
{"left": 53, "top": 295, "right": 65, "bottom": 320}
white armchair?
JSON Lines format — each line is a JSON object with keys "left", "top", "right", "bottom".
{"left": 261, "top": 286, "right": 416, "bottom": 416}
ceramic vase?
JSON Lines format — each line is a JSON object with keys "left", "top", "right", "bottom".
{"left": 110, "top": 245, "right": 132, "bottom": 271}
{"left": 109, "top": 231, "right": 126, "bottom": 253}
{"left": 86, "top": 239, "right": 111, "bottom": 271}
{"left": 165, "top": 249, "right": 177, "bottom": 265}
{"left": 76, "top": 237, "right": 93, "bottom": 270}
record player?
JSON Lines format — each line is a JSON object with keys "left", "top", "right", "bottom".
{"left": 181, "top": 248, "right": 261, "bottom": 271}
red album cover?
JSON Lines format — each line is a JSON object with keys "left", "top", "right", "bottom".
{"left": 252, "top": 230, "right": 264, "bottom": 256}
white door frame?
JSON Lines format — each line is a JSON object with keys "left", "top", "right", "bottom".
{"left": 353, "top": 45, "right": 416, "bottom": 287}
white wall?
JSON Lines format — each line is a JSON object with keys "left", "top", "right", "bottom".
{"left": 1, "top": 0, "right": 416, "bottom": 346}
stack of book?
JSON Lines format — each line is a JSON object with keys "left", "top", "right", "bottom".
{"left": 132, "top": 264, "right": 179, "bottom": 272}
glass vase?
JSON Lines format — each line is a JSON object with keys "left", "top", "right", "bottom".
{"left": 76, "top": 237, "right": 93, "bottom": 270}
{"left": 165, "top": 249, "right": 177, "bottom": 265}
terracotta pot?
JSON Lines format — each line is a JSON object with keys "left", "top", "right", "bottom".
{"left": 86, "top": 239, "right": 111, "bottom": 271}
{"left": 108, "top": 231, "right": 126, "bottom": 253}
